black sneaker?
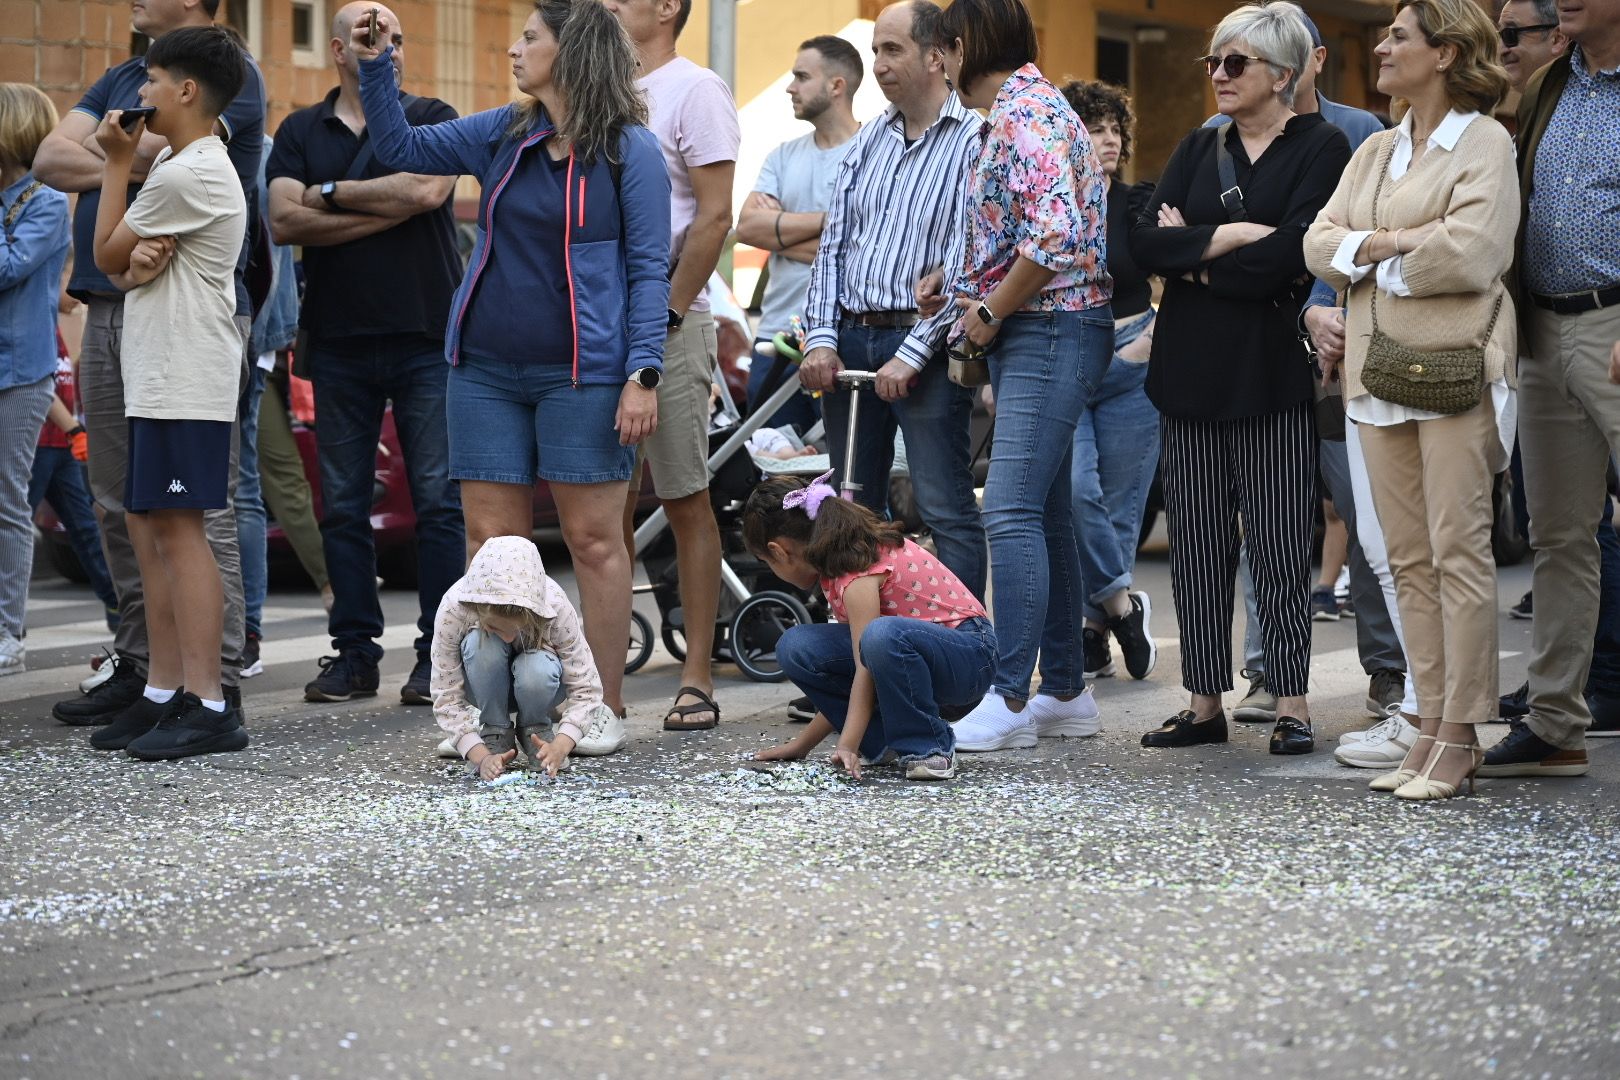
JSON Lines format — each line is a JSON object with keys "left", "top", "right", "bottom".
{"left": 90, "top": 691, "right": 182, "bottom": 751}
{"left": 1366, "top": 668, "right": 1405, "bottom": 717}
{"left": 787, "top": 695, "right": 816, "bottom": 722}
{"left": 1082, "top": 627, "right": 1115, "bottom": 679}
{"left": 400, "top": 655, "right": 432, "bottom": 705}
{"left": 1477, "top": 717, "right": 1588, "bottom": 777}
{"left": 1498, "top": 681, "right": 1530, "bottom": 721}
{"left": 1588, "top": 689, "right": 1620, "bottom": 737}
{"left": 126, "top": 693, "right": 249, "bottom": 761}
{"left": 304, "top": 651, "right": 380, "bottom": 702}
{"left": 52, "top": 653, "right": 144, "bottom": 726}
{"left": 1105, "top": 591, "right": 1156, "bottom": 680}
{"left": 241, "top": 633, "right": 264, "bottom": 678}
{"left": 1509, "top": 591, "right": 1533, "bottom": 620}
{"left": 1141, "top": 710, "right": 1228, "bottom": 748}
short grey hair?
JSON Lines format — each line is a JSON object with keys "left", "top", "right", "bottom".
{"left": 1209, "top": 1, "right": 1313, "bottom": 106}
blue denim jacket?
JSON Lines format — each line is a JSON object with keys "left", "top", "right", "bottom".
{"left": 0, "top": 174, "right": 70, "bottom": 392}
{"left": 249, "top": 138, "right": 298, "bottom": 356}
{"left": 358, "top": 50, "right": 671, "bottom": 383}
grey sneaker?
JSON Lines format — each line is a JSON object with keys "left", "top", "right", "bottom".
{"left": 905, "top": 751, "right": 959, "bottom": 781}
{"left": 0, "top": 628, "right": 24, "bottom": 677}
{"left": 480, "top": 727, "right": 518, "bottom": 757}
{"left": 518, "top": 724, "right": 572, "bottom": 772}
{"left": 1365, "top": 668, "right": 1405, "bottom": 717}
{"left": 1232, "top": 670, "right": 1278, "bottom": 723}
{"left": 859, "top": 748, "right": 900, "bottom": 767}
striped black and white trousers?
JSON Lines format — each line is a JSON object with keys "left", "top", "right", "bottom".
{"left": 1160, "top": 402, "right": 1316, "bottom": 698}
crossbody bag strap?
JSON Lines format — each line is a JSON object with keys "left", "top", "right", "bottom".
{"left": 3, "top": 180, "right": 43, "bottom": 241}
{"left": 1367, "top": 135, "right": 1394, "bottom": 336}
{"left": 342, "top": 94, "right": 421, "bottom": 182}
{"left": 1213, "top": 128, "right": 1247, "bottom": 222}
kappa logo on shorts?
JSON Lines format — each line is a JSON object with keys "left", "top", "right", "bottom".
{"left": 166, "top": 479, "right": 188, "bottom": 495}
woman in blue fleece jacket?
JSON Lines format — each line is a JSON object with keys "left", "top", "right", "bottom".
{"left": 352, "top": 0, "right": 671, "bottom": 722}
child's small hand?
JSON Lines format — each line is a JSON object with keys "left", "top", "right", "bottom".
{"left": 529, "top": 732, "right": 575, "bottom": 777}
{"left": 129, "top": 235, "right": 175, "bottom": 272}
{"left": 828, "top": 746, "right": 863, "bottom": 780}
{"left": 752, "top": 741, "right": 808, "bottom": 763}
{"left": 476, "top": 747, "right": 517, "bottom": 781}
{"left": 95, "top": 112, "right": 142, "bottom": 161}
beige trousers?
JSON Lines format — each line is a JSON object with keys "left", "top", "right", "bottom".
{"left": 1519, "top": 303, "right": 1620, "bottom": 748}
{"left": 1357, "top": 397, "right": 1499, "bottom": 725}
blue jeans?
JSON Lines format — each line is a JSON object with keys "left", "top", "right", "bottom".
{"left": 984, "top": 309, "right": 1114, "bottom": 699}
{"left": 746, "top": 335, "right": 820, "bottom": 434}
{"left": 821, "top": 322, "right": 987, "bottom": 598}
{"left": 310, "top": 336, "right": 465, "bottom": 662}
{"left": 236, "top": 366, "right": 267, "bottom": 638}
{"left": 460, "top": 628, "right": 566, "bottom": 735}
{"left": 1071, "top": 310, "right": 1159, "bottom": 622}
{"left": 28, "top": 445, "right": 118, "bottom": 613}
{"left": 777, "top": 616, "right": 997, "bottom": 761}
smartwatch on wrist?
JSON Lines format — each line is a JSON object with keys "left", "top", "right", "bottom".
{"left": 628, "top": 367, "right": 661, "bottom": 389}
{"left": 320, "top": 181, "right": 341, "bottom": 210}
{"left": 976, "top": 301, "right": 1002, "bottom": 328}
{"left": 66, "top": 424, "right": 86, "bottom": 438}
{"left": 666, "top": 308, "right": 685, "bottom": 332}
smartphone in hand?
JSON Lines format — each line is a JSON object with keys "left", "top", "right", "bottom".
{"left": 118, "top": 106, "right": 157, "bottom": 132}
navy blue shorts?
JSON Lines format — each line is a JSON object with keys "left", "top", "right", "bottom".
{"left": 124, "top": 417, "right": 232, "bottom": 512}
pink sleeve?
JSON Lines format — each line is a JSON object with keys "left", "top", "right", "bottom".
{"left": 429, "top": 597, "right": 485, "bottom": 759}
{"left": 675, "top": 74, "right": 740, "bottom": 169}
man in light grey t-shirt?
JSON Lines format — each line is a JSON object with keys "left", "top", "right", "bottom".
{"left": 737, "top": 35, "right": 862, "bottom": 431}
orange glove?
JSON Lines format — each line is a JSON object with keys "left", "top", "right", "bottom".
{"left": 69, "top": 428, "right": 88, "bottom": 463}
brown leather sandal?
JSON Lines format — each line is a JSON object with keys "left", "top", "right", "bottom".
{"left": 663, "top": 685, "right": 720, "bottom": 730}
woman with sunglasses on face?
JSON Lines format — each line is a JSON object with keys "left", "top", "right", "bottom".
{"left": 1129, "top": 1, "right": 1349, "bottom": 757}
{"left": 939, "top": 0, "right": 1117, "bottom": 754}
{"left": 1305, "top": 0, "right": 1515, "bottom": 801}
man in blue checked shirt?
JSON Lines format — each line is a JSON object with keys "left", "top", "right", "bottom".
{"left": 798, "top": 0, "right": 987, "bottom": 600}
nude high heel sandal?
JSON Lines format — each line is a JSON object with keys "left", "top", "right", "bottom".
{"left": 1369, "top": 733, "right": 1434, "bottom": 792}
{"left": 1393, "top": 740, "right": 1484, "bottom": 802}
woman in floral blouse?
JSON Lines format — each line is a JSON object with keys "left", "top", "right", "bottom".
{"left": 939, "top": 0, "right": 1118, "bottom": 755}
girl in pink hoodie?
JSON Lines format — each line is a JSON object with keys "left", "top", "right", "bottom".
{"left": 431, "top": 536, "right": 617, "bottom": 779}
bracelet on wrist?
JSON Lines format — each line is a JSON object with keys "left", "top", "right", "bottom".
{"left": 774, "top": 211, "right": 785, "bottom": 250}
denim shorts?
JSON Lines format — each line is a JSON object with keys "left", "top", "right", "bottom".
{"left": 447, "top": 354, "right": 635, "bottom": 485}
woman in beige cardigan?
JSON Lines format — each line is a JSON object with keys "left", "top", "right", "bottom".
{"left": 1304, "top": 0, "right": 1514, "bottom": 802}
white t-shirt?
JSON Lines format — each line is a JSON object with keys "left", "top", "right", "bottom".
{"left": 637, "top": 56, "right": 740, "bottom": 313}
{"left": 753, "top": 131, "right": 854, "bottom": 338}
{"left": 123, "top": 135, "right": 247, "bottom": 422}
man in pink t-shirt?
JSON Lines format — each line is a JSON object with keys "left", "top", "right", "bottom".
{"left": 604, "top": 0, "right": 740, "bottom": 732}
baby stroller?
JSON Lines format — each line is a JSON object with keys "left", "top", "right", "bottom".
{"left": 625, "top": 336, "right": 829, "bottom": 682}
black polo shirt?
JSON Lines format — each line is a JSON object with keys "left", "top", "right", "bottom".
{"left": 266, "top": 87, "right": 462, "bottom": 346}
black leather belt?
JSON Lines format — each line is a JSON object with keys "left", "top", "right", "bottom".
{"left": 1530, "top": 285, "right": 1620, "bottom": 315}
{"left": 844, "top": 310, "right": 919, "bottom": 329}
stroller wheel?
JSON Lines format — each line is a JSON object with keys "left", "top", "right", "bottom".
{"left": 730, "top": 591, "right": 813, "bottom": 683}
{"left": 625, "top": 610, "right": 654, "bottom": 675}
{"left": 660, "top": 621, "right": 687, "bottom": 663}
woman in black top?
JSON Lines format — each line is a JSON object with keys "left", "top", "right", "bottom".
{"left": 1129, "top": 0, "right": 1350, "bottom": 756}
{"left": 1060, "top": 80, "right": 1161, "bottom": 685}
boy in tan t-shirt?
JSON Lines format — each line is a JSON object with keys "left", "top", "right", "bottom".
{"left": 90, "top": 26, "right": 250, "bottom": 761}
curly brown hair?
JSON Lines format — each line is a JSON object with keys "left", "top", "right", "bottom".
{"left": 742, "top": 476, "right": 906, "bottom": 579}
{"left": 1059, "top": 79, "right": 1134, "bottom": 165}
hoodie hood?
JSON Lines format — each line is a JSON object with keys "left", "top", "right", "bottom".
{"left": 447, "top": 536, "right": 559, "bottom": 619}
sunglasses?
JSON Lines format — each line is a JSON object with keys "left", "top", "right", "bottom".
{"left": 1498, "top": 23, "right": 1558, "bottom": 48}
{"left": 1198, "top": 53, "right": 1266, "bottom": 78}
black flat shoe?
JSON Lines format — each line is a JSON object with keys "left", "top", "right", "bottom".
{"left": 1141, "top": 710, "right": 1228, "bottom": 748}
{"left": 1269, "top": 716, "right": 1315, "bottom": 755}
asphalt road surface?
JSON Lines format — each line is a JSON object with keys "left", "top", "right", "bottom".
{"left": 2, "top": 541, "right": 1616, "bottom": 1080}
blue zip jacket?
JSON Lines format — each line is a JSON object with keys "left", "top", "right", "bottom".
{"left": 359, "top": 51, "right": 671, "bottom": 382}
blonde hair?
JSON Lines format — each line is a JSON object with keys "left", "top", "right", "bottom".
{"left": 468, "top": 602, "right": 550, "bottom": 651}
{"left": 1393, "top": 0, "right": 1511, "bottom": 117}
{"left": 0, "top": 84, "right": 59, "bottom": 170}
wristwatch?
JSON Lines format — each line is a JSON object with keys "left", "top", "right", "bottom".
{"left": 976, "top": 301, "right": 1002, "bottom": 328}
{"left": 628, "top": 366, "right": 662, "bottom": 389}
{"left": 666, "top": 308, "right": 685, "bottom": 332}
{"left": 320, "top": 180, "right": 341, "bottom": 210}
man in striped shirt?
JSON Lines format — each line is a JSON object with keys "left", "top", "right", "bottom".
{"left": 799, "top": 0, "right": 987, "bottom": 599}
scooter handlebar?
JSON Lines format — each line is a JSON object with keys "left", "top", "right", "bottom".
{"left": 834, "top": 370, "right": 877, "bottom": 388}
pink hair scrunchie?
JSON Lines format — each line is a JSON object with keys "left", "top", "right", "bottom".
{"left": 782, "top": 469, "right": 837, "bottom": 520}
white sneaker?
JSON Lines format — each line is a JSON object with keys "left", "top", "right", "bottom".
{"left": 1026, "top": 688, "right": 1102, "bottom": 738}
{"left": 81, "top": 651, "right": 116, "bottom": 693}
{"left": 0, "top": 629, "right": 24, "bottom": 677}
{"left": 571, "top": 705, "right": 627, "bottom": 756}
{"left": 952, "top": 694, "right": 1038, "bottom": 752}
{"left": 1338, "top": 710, "right": 1407, "bottom": 745}
{"left": 435, "top": 736, "right": 459, "bottom": 759}
{"left": 1333, "top": 714, "right": 1421, "bottom": 769}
